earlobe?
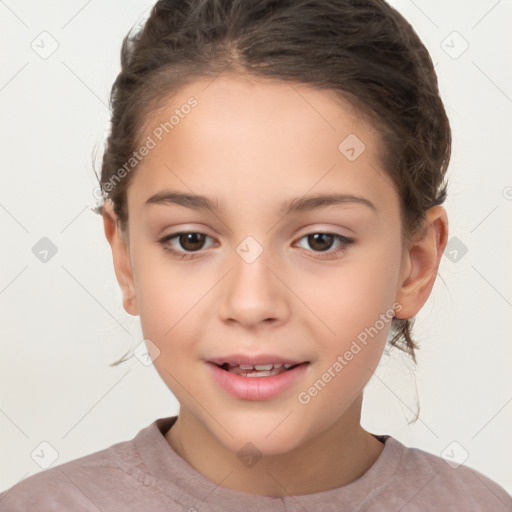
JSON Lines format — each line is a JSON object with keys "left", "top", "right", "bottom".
{"left": 394, "top": 206, "right": 449, "bottom": 320}
{"left": 102, "top": 201, "right": 139, "bottom": 317}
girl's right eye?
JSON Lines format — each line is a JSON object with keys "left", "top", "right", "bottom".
{"left": 157, "top": 232, "right": 215, "bottom": 259}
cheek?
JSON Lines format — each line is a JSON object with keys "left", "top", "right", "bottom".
{"left": 297, "top": 258, "right": 397, "bottom": 415}
{"left": 135, "top": 265, "right": 206, "bottom": 396}
{"left": 300, "top": 249, "right": 400, "bottom": 342}
{"left": 293, "top": 247, "right": 400, "bottom": 409}
{"left": 131, "top": 246, "right": 208, "bottom": 346}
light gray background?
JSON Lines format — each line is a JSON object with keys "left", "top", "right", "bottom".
{"left": 1, "top": 0, "right": 511, "bottom": 496}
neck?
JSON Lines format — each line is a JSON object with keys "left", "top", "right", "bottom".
{"left": 165, "top": 394, "right": 384, "bottom": 496}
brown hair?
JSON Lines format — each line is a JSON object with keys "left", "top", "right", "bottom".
{"left": 93, "top": 0, "right": 451, "bottom": 365}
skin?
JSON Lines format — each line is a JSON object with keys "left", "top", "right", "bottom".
{"left": 102, "top": 73, "right": 448, "bottom": 496}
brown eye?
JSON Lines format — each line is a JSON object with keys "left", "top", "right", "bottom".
{"left": 158, "top": 232, "right": 215, "bottom": 258}
{"left": 178, "top": 232, "right": 207, "bottom": 251}
{"left": 306, "top": 233, "right": 334, "bottom": 252}
{"left": 295, "top": 232, "right": 355, "bottom": 258}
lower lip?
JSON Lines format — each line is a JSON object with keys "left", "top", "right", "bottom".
{"left": 207, "top": 362, "right": 309, "bottom": 401}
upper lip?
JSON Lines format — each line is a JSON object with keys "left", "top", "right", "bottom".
{"left": 208, "top": 354, "right": 309, "bottom": 366}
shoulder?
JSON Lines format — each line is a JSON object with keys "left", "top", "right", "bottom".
{"left": 381, "top": 437, "right": 512, "bottom": 511}
{"left": 0, "top": 430, "right": 153, "bottom": 511}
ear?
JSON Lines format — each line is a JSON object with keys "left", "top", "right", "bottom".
{"left": 102, "top": 200, "right": 139, "bottom": 316}
{"left": 394, "top": 205, "right": 449, "bottom": 320}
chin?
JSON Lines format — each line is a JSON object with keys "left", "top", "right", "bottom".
{"left": 211, "top": 415, "right": 309, "bottom": 458}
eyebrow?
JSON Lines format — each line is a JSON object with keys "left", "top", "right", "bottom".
{"left": 145, "top": 190, "right": 377, "bottom": 216}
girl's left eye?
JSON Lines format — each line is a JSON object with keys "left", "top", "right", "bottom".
{"left": 157, "top": 231, "right": 354, "bottom": 259}
{"left": 294, "top": 232, "right": 354, "bottom": 258}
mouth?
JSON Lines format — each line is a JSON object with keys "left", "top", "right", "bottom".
{"left": 213, "top": 362, "right": 304, "bottom": 378}
{"left": 206, "top": 358, "right": 310, "bottom": 400}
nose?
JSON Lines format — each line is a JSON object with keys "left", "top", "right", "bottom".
{"left": 218, "top": 244, "right": 290, "bottom": 329}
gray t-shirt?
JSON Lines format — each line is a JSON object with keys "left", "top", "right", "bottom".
{"left": 1, "top": 416, "right": 511, "bottom": 511}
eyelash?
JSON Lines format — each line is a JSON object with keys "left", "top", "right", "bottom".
{"left": 157, "top": 231, "right": 355, "bottom": 260}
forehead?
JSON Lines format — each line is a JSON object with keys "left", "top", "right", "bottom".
{"left": 127, "top": 73, "right": 398, "bottom": 216}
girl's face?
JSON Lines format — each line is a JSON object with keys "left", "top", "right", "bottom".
{"left": 111, "top": 73, "right": 411, "bottom": 455}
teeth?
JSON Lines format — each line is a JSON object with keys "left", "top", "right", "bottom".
{"left": 254, "top": 364, "right": 273, "bottom": 371}
{"left": 246, "top": 370, "right": 273, "bottom": 377}
{"left": 225, "top": 363, "right": 294, "bottom": 370}
{"left": 221, "top": 362, "right": 300, "bottom": 377}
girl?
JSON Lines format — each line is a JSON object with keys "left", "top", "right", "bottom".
{"left": 1, "top": 0, "right": 511, "bottom": 510}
